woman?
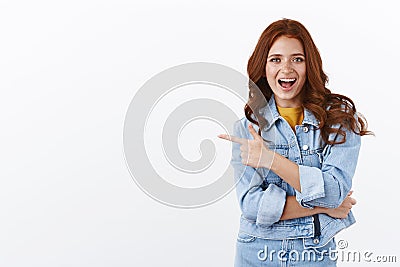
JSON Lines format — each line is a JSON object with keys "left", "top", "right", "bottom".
{"left": 219, "top": 19, "right": 371, "bottom": 266}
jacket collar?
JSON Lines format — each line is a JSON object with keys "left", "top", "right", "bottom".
{"left": 262, "top": 94, "right": 320, "bottom": 131}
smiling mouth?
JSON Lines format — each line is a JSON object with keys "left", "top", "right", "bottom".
{"left": 278, "top": 78, "right": 297, "bottom": 89}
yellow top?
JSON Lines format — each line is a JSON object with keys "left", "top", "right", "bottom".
{"left": 277, "top": 106, "right": 304, "bottom": 132}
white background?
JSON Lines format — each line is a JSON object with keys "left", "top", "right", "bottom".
{"left": 1, "top": 0, "right": 399, "bottom": 266}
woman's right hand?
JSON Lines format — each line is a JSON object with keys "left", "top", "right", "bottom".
{"left": 324, "top": 191, "right": 357, "bottom": 219}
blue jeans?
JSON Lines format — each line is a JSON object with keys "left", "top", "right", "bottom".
{"left": 234, "top": 232, "right": 337, "bottom": 266}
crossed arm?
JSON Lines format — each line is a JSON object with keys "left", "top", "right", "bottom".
{"left": 273, "top": 150, "right": 356, "bottom": 220}
{"left": 218, "top": 123, "right": 357, "bottom": 221}
{"left": 280, "top": 193, "right": 355, "bottom": 220}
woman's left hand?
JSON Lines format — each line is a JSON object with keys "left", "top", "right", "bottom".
{"left": 218, "top": 124, "right": 274, "bottom": 169}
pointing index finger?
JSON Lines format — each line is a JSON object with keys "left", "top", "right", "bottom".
{"left": 217, "top": 134, "right": 247, "bottom": 145}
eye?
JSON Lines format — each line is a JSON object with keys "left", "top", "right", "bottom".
{"left": 293, "top": 57, "right": 304, "bottom": 62}
{"left": 269, "top": 58, "right": 280, "bottom": 63}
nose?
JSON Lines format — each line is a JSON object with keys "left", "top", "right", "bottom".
{"left": 281, "top": 62, "right": 294, "bottom": 73}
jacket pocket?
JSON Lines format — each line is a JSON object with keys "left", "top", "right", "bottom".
{"left": 269, "top": 145, "right": 289, "bottom": 158}
{"left": 301, "top": 147, "right": 323, "bottom": 168}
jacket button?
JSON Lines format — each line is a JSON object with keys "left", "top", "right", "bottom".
{"left": 303, "top": 126, "right": 309, "bottom": 133}
{"left": 313, "top": 238, "right": 320, "bottom": 244}
{"left": 302, "top": 145, "right": 309, "bottom": 151}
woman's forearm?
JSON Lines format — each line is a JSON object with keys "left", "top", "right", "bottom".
{"left": 269, "top": 152, "right": 302, "bottom": 192}
{"left": 280, "top": 196, "right": 324, "bottom": 220}
{"left": 280, "top": 194, "right": 355, "bottom": 220}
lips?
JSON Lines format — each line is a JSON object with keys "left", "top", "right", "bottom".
{"left": 278, "top": 78, "right": 297, "bottom": 89}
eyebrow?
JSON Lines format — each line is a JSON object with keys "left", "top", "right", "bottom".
{"left": 268, "top": 53, "right": 305, "bottom": 58}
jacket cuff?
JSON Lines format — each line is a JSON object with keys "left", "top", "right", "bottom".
{"left": 295, "top": 165, "right": 325, "bottom": 208}
{"left": 256, "top": 184, "right": 286, "bottom": 227}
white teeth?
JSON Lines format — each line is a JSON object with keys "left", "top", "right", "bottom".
{"left": 279, "top": 78, "right": 296, "bottom": 82}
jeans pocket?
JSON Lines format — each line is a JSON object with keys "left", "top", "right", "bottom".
{"left": 237, "top": 232, "right": 257, "bottom": 243}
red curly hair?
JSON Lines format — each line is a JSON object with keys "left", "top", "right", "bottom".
{"left": 245, "top": 18, "right": 372, "bottom": 144}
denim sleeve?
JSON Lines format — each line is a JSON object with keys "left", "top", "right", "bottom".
{"left": 231, "top": 119, "right": 286, "bottom": 226}
{"left": 295, "top": 126, "right": 361, "bottom": 209}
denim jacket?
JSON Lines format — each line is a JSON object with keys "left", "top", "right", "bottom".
{"left": 231, "top": 96, "right": 360, "bottom": 248}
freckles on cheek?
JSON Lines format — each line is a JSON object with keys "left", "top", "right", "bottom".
{"left": 265, "top": 65, "right": 275, "bottom": 76}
